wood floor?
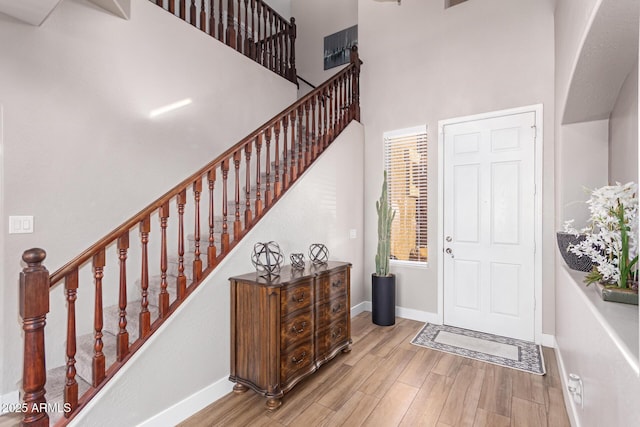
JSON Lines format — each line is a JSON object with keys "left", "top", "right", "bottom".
{"left": 181, "top": 312, "right": 571, "bottom": 427}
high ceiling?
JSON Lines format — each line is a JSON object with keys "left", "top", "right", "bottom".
{"left": 0, "top": 0, "right": 129, "bottom": 25}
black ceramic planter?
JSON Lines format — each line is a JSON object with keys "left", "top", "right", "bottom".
{"left": 372, "top": 273, "right": 396, "bottom": 326}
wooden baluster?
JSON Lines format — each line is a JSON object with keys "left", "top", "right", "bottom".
{"left": 264, "top": 128, "right": 272, "bottom": 206}
{"left": 156, "top": 0, "right": 163, "bottom": 7}
{"left": 200, "top": 0, "right": 207, "bottom": 32}
{"left": 193, "top": 178, "right": 203, "bottom": 282}
{"left": 311, "top": 95, "right": 317, "bottom": 159}
{"left": 236, "top": 0, "right": 243, "bottom": 52}
{"left": 276, "top": 20, "right": 282, "bottom": 75}
{"left": 218, "top": 0, "right": 224, "bottom": 40}
{"left": 207, "top": 169, "right": 217, "bottom": 266}
{"left": 268, "top": 9, "right": 274, "bottom": 70}
{"left": 274, "top": 121, "right": 281, "bottom": 198}
{"left": 318, "top": 93, "right": 325, "bottom": 154}
{"left": 226, "top": 0, "right": 236, "bottom": 48}
{"left": 64, "top": 269, "right": 79, "bottom": 416}
{"left": 262, "top": 6, "right": 267, "bottom": 65}
{"left": 244, "top": 143, "right": 253, "bottom": 226}
{"left": 339, "top": 76, "right": 344, "bottom": 132}
{"left": 329, "top": 83, "right": 335, "bottom": 143}
{"left": 209, "top": 0, "right": 215, "bottom": 36}
{"left": 169, "top": 0, "right": 175, "bottom": 13}
{"left": 284, "top": 19, "right": 290, "bottom": 78}
{"left": 117, "top": 234, "right": 129, "bottom": 361}
{"left": 20, "top": 248, "right": 49, "bottom": 427}
{"left": 244, "top": 0, "right": 250, "bottom": 55}
{"left": 254, "top": 135, "right": 263, "bottom": 217}
{"left": 255, "top": 1, "right": 261, "bottom": 62}
{"left": 139, "top": 215, "right": 151, "bottom": 338}
{"left": 233, "top": 150, "right": 242, "bottom": 240}
{"left": 343, "top": 73, "right": 348, "bottom": 128}
{"left": 180, "top": 0, "right": 186, "bottom": 19}
{"left": 297, "top": 105, "right": 304, "bottom": 175}
{"left": 159, "top": 202, "right": 170, "bottom": 317}
{"left": 304, "top": 101, "right": 311, "bottom": 166}
{"left": 289, "top": 17, "right": 297, "bottom": 80}
{"left": 323, "top": 87, "right": 329, "bottom": 148}
{"left": 190, "top": 0, "right": 197, "bottom": 26}
{"left": 346, "top": 69, "right": 352, "bottom": 122}
{"left": 351, "top": 45, "right": 361, "bottom": 121}
{"left": 250, "top": 0, "right": 256, "bottom": 59}
{"left": 177, "top": 190, "right": 188, "bottom": 298}
{"left": 92, "top": 249, "right": 106, "bottom": 387}
{"left": 333, "top": 80, "right": 339, "bottom": 142}
{"left": 282, "top": 115, "right": 289, "bottom": 189}
{"left": 221, "top": 159, "right": 230, "bottom": 252}
{"left": 289, "top": 110, "right": 297, "bottom": 181}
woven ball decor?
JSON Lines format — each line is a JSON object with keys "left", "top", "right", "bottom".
{"left": 309, "top": 243, "right": 329, "bottom": 265}
{"left": 290, "top": 253, "right": 305, "bottom": 270}
{"left": 251, "top": 241, "right": 284, "bottom": 278}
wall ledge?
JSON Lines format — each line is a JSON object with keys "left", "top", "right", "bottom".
{"left": 562, "top": 265, "right": 639, "bottom": 374}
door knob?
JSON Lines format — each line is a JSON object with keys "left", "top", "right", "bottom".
{"left": 445, "top": 248, "right": 454, "bottom": 258}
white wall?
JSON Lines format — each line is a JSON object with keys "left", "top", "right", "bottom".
{"left": 356, "top": 0, "right": 555, "bottom": 327}
{"left": 70, "top": 122, "right": 365, "bottom": 426}
{"left": 559, "top": 119, "right": 609, "bottom": 228}
{"left": 0, "top": 0, "right": 297, "bottom": 396}
{"left": 291, "top": 0, "right": 358, "bottom": 87}
{"left": 266, "top": 0, "right": 291, "bottom": 20}
{"left": 609, "top": 63, "right": 639, "bottom": 184}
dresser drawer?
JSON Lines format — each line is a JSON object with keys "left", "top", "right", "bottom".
{"left": 281, "top": 310, "right": 313, "bottom": 349}
{"left": 317, "top": 318, "right": 348, "bottom": 357}
{"left": 318, "top": 270, "right": 347, "bottom": 302}
{"left": 281, "top": 282, "right": 312, "bottom": 315}
{"left": 317, "top": 299, "right": 348, "bottom": 326}
{"left": 281, "top": 341, "right": 313, "bottom": 384}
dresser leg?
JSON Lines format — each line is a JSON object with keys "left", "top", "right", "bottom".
{"left": 342, "top": 344, "right": 352, "bottom": 353}
{"left": 233, "top": 383, "right": 249, "bottom": 394}
{"left": 266, "top": 397, "right": 282, "bottom": 411}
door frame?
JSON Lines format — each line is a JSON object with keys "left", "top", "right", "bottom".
{"left": 437, "top": 104, "right": 544, "bottom": 344}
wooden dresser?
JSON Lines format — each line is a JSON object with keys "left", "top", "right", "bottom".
{"left": 229, "top": 261, "right": 352, "bottom": 410}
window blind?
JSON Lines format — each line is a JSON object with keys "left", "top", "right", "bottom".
{"left": 384, "top": 126, "right": 428, "bottom": 263}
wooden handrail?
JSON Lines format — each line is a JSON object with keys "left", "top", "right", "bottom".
{"left": 151, "top": 0, "right": 297, "bottom": 83}
{"left": 20, "top": 46, "right": 361, "bottom": 426}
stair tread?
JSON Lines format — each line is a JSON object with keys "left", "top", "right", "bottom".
{"left": 45, "top": 365, "right": 91, "bottom": 424}
{"left": 103, "top": 302, "right": 160, "bottom": 344}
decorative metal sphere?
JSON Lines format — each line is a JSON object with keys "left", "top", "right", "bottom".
{"left": 290, "top": 253, "right": 305, "bottom": 270}
{"left": 251, "top": 241, "right": 284, "bottom": 277}
{"left": 308, "top": 243, "right": 329, "bottom": 265}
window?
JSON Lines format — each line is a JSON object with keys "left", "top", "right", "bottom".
{"left": 384, "top": 125, "right": 428, "bottom": 264}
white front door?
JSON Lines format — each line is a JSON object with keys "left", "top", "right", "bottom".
{"left": 442, "top": 112, "right": 536, "bottom": 341}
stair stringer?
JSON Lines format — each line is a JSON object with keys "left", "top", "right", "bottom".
{"left": 68, "top": 121, "right": 366, "bottom": 427}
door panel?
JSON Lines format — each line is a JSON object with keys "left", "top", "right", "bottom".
{"left": 443, "top": 112, "right": 536, "bottom": 341}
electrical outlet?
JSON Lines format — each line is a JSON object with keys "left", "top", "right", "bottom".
{"left": 9, "top": 216, "right": 34, "bottom": 234}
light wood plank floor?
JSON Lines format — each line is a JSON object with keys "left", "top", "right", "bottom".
{"left": 181, "top": 312, "right": 571, "bottom": 427}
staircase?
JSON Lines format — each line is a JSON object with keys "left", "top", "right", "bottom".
{"left": 17, "top": 36, "right": 361, "bottom": 425}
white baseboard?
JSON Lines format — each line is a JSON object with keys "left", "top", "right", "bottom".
{"left": 137, "top": 376, "right": 233, "bottom": 427}
{"left": 541, "top": 333, "right": 556, "bottom": 348}
{"left": 351, "top": 301, "right": 439, "bottom": 324}
{"left": 395, "top": 306, "right": 440, "bottom": 323}
{"left": 351, "top": 301, "right": 370, "bottom": 317}
{"left": 553, "top": 338, "right": 580, "bottom": 427}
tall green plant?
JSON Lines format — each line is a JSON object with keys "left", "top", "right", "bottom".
{"left": 616, "top": 202, "right": 638, "bottom": 288}
{"left": 375, "top": 171, "right": 395, "bottom": 276}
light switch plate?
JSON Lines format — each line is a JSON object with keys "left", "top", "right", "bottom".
{"left": 9, "top": 216, "right": 34, "bottom": 234}
{"left": 349, "top": 229, "right": 357, "bottom": 239}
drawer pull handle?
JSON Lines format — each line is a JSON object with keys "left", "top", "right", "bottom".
{"left": 291, "top": 321, "right": 307, "bottom": 334}
{"left": 332, "top": 304, "right": 343, "bottom": 313}
{"left": 292, "top": 352, "right": 307, "bottom": 365}
{"left": 331, "top": 328, "right": 343, "bottom": 340}
{"left": 331, "top": 279, "right": 342, "bottom": 288}
{"left": 293, "top": 292, "right": 305, "bottom": 303}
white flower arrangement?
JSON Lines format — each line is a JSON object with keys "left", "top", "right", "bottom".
{"left": 564, "top": 182, "right": 639, "bottom": 288}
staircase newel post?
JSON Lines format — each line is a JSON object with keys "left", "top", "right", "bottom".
{"left": 289, "top": 17, "right": 297, "bottom": 82}
{"left": 350, "top": 45, "right": 361, "bottom": 122}
{"left": 20, "top": 248, "right": 50, "bottom": 427}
